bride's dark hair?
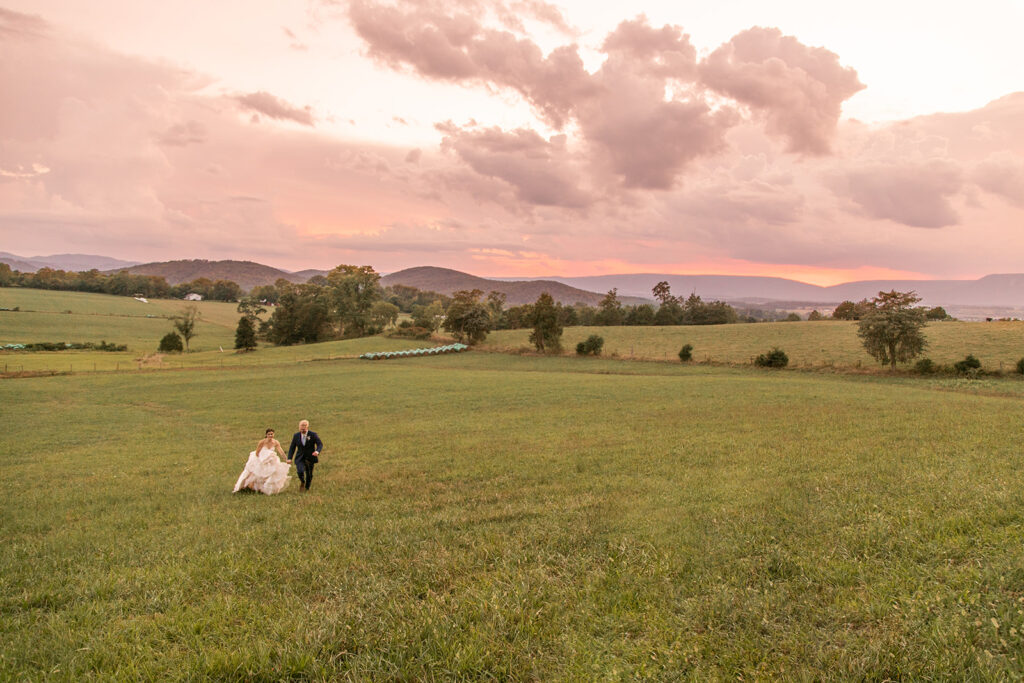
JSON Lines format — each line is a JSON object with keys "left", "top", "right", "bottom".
{"left": 265, "top": 428, "right": 274, "bottom": 435}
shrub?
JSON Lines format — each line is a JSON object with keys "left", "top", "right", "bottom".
{"left": 678, "top": 343, "right": 694, "bottom": 362}
{"left": 158, "top": 332, "right": 184, "bottom": 353}
{"left": 755, "top": 347, "right": 789, "bottom": 368}
{"left": 387, "top": 325, "right": 431, "bottom": 340}
{"left": 914, "top": 358, "right": 937, "bottom": 374}
{"left": 1017, "top": 358, "right": 1024, "bottom": 375}
{"left": 575, "top": 334, "right": 604, "bottom": 356}
{"left": 953, "top": 354, "right": 981, "bottom": 375}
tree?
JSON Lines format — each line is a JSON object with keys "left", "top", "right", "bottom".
{"left": 0, "top": 262, "right": 13, "bottom": 286}
{"left": 265, "top": 283, "right": 331, "bottom": 345}
{"left": 652, "top": 281, "right": 676, "bottom": 305}
{"left": 833, "top": 299, "right": 872, "bottom": 320}
{"left": 237, "top": 296, "right": 266, "bottom": 322}
{"left": 370, "top": 301, "right": 400, "bottom": 330}
{"left": 857, "top": 290, "right": 928, "bottom": 369}
{"left": 442, "top": 289, "right": 491, "bottom": 345}
{"left": 485, "top": 291, "right": 507, "bottom": 327}
{"left": 926, "top": 306, "right": 949, "bottom": 320}
{"left": 234, "top": 316, "right": 257, "bottom": 351}
{"left": 210, "top": 279, "right": 243, "bottom": 302}
{"left": 626, "top": 303, "right": 656, "bottom": 326}
{"left": 596, "top": 289, "right": 624, "bottom": 326}
{"left": 172, "top": 305, "right": 199, "bottom": 352}
{"left": 158, "top": 331, "right": 183, "bottom": 353}
{"left": 327, "top": 265, "right": 381, "bottom": 337}
{"left": 808, "top": 310, "right": 824, "bottom": 321}
{"left": 526, "top": 292, "right": 562, "bottom": 353}
{"left": 411, "top": 300, "right": 444, "bottom": 331}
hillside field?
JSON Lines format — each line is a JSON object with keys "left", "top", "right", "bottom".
{"left": 4, "top": 289, "right": 1024, "bottom": 376}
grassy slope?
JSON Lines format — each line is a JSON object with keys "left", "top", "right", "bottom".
{"left": 484, "top": 321, "right": 1024, "bottom": 371}
{"left": 2, "top": 354, "right": 1024, "bottom": 679}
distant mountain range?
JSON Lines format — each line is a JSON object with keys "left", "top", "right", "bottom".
{"left": 380, "top": 266, "right": 650, "bottom": 306}
{"left": 540, "top": 273, "right": 1024, "bottom": 309}
{"left": 3, "top": 252, "right": 1024, "bottom": 313}
{"left": 0, "top": 252, "right": 139, "bottom": 272}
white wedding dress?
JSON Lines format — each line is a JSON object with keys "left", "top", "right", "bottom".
{"left": 233, "top": 447, "right": 290, "bottom": 495}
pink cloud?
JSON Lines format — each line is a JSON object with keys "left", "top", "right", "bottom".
{"left": 438, "top": 124, "right": 592, "bottom": 207}
{"left": 973, "top": 152, "right": 1024, "bottom": 207}
{"left": 234, "top": 91, "right": 315, "bottom": 126}
{"left": 0, "top": 7, "right": 47, "bottom": 39}
{"left": 700, "top": 27, "right": 864, "bottom": 154}
{"left": 830, "top": 160, "right": 964, "bottom": 227}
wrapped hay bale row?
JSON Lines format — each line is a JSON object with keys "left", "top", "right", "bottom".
{"left": 359, "top": 343, "right": 468, "bottom": 360}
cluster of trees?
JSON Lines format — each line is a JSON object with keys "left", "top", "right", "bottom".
{"left": 0, "top": 263, "right": 244, "bottom": 302}
{"left": 834, "top": 298, "right": 949, "bottom": 322}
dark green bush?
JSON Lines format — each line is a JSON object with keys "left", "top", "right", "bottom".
{"left": 755, "top": 347, "right": 789, "bottom": 368}
{"left": 387, "top": 325, "right": 431, "bottom": 340}
{"left": 158, "top": 332, "right": 184, "bottom": 353}
{"left": 576, "top": 334, "right": 604, "bottom": 356}
{"left": 1016, "top": 358, "right": 1024, "bottom": 375}
{"left": 678, "top": 343, "right": 694, "bottom": 362}
{"left": 953, "top": 354, "right": 981, "bottom": 375}
{"left": 914, "top": 358, "right": 937, "bottom": 374}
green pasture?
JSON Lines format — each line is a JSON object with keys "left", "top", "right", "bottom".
{"left": 3, "top": 353, "right": 1024, "bottom": 679}
{"left": 0, "top": 288, "right": 243, "bottom": 353}
{"left": 485, "top": 321, "right": 1024, "bottom": 371}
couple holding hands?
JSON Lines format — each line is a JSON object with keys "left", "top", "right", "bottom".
{"left": 232, "top": 419, "right": 324, "bottom": 495}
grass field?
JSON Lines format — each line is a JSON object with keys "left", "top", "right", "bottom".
{"left": 3, "top": 287, "right": 1024, "bottom": 678}
{"left": 484, "top": 321, "right": 1024, "bottom": 372}
{"left": 3, "top": 352, "right": 1024, "bottom": 679}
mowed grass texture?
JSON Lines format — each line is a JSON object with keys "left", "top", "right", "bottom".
{"left": 3, "top": 354, "right": 1024, "bottom": 679}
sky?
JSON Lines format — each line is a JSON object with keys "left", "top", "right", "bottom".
{"left": 0, "top": 1, "right": 1022, "bottom": 285}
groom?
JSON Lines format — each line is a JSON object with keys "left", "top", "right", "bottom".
{"left": 287, "top": 419, "right": 323, "bottom": 491}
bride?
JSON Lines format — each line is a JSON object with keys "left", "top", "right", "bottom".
{"left": 233, "top": 428, "right": 291, "bottom": 495}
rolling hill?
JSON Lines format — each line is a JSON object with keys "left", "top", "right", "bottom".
{"left": 380, "top": 266, "right": 650, "bottom": 306}
{"left": 0, "top": 252, "right": 138, "bottom": 272}
{"left": 111, "top": 259, "right": 312, "bottom": 291}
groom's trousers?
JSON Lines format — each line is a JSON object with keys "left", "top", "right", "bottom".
{"left": 296, "top": 458, "right": 315, "bottom": 489}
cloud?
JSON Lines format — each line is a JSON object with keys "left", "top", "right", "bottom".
{"left": 347, "top": 7, "right": 868, "bottom": 192}
{"left": 438, "top": 123, "right": 592, "bottom": 207}
{"left": 348, "top": 0, "right": 593, "bottom": 129}
{"left": 234, "top": 91, "right": 315, "bottom": 126}
{"left": 676, "top": 179, "right": 804, "bottom": 227}
{"left": 0, "top": 163, "right": 51, "bottom": 179}
{"left": 830, "top": 160, "right": 964, "bottom": 227}
{"left": 0, "top": 7, "right": 48, "bottom": 39}
{"left": 158, "top": 120, "right": 207, "bottom": 146}
{"left": 973, "top": 152, "right": 1024, "bottom": 207}
{"left": 700, "top": 27, "right": 864, "bottom": 154}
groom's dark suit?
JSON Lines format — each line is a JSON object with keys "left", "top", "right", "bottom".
{"left": 288, "top": 430, "right": 323, "bottom": 490}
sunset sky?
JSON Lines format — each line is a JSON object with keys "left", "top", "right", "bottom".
{"left": 1, "top": 1, "right": 1022, "bottom": 285}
